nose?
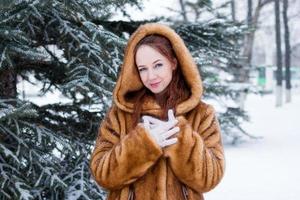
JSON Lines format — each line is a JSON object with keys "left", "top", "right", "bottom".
{"left": 147, "top": 68, "right": 157, "bottom": 80}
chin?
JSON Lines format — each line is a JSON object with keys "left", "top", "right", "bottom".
{"left": 150, "top": 87, "right": 167, "bottom": 94}
{"left": 152, "top": 90, "right": 161, "bottom": 94}
{"left": 147, "top": 87, "right": 161, "bottom": 94}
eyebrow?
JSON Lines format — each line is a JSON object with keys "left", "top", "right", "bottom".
{"left": 137, "top": 59, "right": 162, "bottom": 68}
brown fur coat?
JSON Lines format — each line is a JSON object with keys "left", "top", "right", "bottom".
{"left": 90, "top": 23, "right": 225, "bottom": 200}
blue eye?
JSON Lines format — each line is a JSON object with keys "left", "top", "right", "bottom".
{"left": 154, "top": 63, "right": 163, "bottom": 68}
{"left": 138, "top": 68, "right": 146, "bottom": 72}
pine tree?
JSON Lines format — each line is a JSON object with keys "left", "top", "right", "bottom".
{"left": 0, "top": 0, "right": 143, "bottom": 199}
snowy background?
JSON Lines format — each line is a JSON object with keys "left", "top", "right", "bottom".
{"left": 206, "top": 90, "right": 300, "bottom": 200}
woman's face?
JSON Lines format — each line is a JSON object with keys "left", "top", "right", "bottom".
{"left": 135, "top": 45, "right": 176, "bottom": 94}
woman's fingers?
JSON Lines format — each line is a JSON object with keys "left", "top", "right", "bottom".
{"left": 143, "top": 118, "right": 150, "bottom": 130}
{"left": 149, "top": 123, "right": 157, "bottom": 129}
{"left": 164, "top": 119, "right": 178, "bottom": 130}
{"left": 142, "top": 112, "right": 178, "bottom": 131}
{"left": 142, "top": 115, "right": 163, "bottom": 125}
{"left": 161, "top": 138, "right": 178, "bottom": 147}
{"left": 163, "top": 126, "right": 180, "bottom": 139}
{"left": 168, "top": 109, "right": 176, "bottom": 121}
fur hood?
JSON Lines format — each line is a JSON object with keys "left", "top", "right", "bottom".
{"left": 113, "top": 23, "right": 203, "bottom": 115}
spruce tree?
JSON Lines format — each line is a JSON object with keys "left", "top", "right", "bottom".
{"left": 0, "top": 0, "right": 142, "bottom": 199}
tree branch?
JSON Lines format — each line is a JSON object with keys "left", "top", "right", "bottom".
{"left": 259, "top": 0, "right": 275, "bottom": 8}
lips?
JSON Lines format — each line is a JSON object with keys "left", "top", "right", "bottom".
{"left": 150, "top": 81, "right": 161, "bottom": 88}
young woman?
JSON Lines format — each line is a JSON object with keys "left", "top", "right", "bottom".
{"left": 90, "top": 23, "right": 225, "bottom": 200}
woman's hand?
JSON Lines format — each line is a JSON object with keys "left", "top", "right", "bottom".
{"left": 142, "top": 109, "right": 180, "bottom": 147}
{"left": 142, "top": 109, "right": 176, "bottom": 128}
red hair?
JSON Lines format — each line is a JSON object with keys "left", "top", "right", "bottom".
{"left": 132, "top": 34, "right": 190, "bottom": 126}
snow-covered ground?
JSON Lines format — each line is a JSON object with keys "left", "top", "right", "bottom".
{"left": 206, "top": 91, "right": 300, "bottom": 200}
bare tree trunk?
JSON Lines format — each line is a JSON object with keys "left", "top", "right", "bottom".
{"left": 241, "top": 0, "right": 262, "bottom": 82}
{"left": 231, "top": 0, "right": 274, "bottom": 109}
{"left": 283, "top": 0, "right": 291, "bottom": 103}
{"left": 241, "top": 0, "right": 274, "bottom": 82}
{"left": 0, "top": 68, "right": 17, "bottom": 101}
{"left": 231, "top": 0, "right": 236, "bottom": 21}
{"left": 243, "top": 0, "right": 268, "bottom": 66}
{"left": 247, "top": 0, "right": 252, "bottom": 26}
{"left": 274, "top": 0, "right": 283, "bottom": 107}
{"left": 179, "top": 0, "right": 188, "bottom": 22}
{"left": 236, "top": 0, "right": 253, "bottom": 83}
{"left": 244, "top": 0, "right": 253, "bottom": 63}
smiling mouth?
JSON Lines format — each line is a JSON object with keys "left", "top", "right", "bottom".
{"left": 150, "top": 82, "right": 161, "bottom": 88}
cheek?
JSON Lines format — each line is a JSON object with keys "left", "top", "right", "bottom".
{"left": 162, "top": 68, "right": 173, "bottom": 81}
{"left": 139, "top": 73, "right": 148, "bottom": 84}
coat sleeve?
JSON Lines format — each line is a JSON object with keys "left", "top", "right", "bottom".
{"left": 163, "top": 103, "right": 225, "bottom": 193}
{"left": 89, "top": 106, "right": 163, "bottom": 190}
